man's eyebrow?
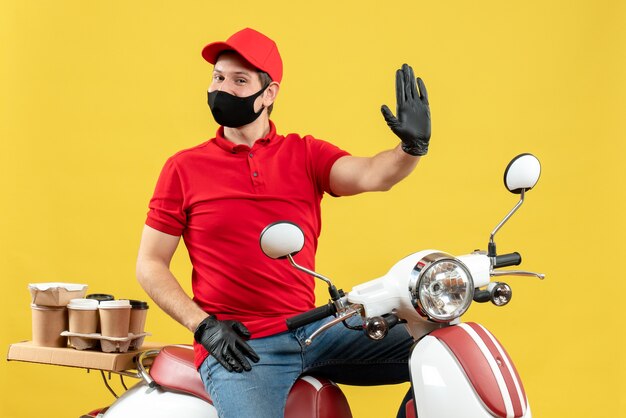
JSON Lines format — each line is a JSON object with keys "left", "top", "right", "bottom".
{"left": 212, "top": 69, "right": 253, "bottom": 77}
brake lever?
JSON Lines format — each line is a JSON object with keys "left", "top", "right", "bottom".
{"left": 305, "top": 306, "right": 361, "bottom": 346}
{"left": 490, "top": 270, "right": 545, "bottom": 280}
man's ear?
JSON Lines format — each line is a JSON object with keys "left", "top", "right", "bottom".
{"left": 263, "top": 82, "right": 280, "bottom": 107}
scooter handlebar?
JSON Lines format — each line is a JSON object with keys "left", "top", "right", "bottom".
{"left": 494, "top": 252, "right": 522, "bottom": 268}
{"left": 286, "top": 303, "right": 337, "bottom": 330}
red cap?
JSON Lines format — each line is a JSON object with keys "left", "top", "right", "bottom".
{"left": 202, "top": 28, "right": 283, "bottom": 83}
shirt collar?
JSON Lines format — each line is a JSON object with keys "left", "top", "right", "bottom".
{"left": 213, "top": 121, "right": 278, "bottom": 153}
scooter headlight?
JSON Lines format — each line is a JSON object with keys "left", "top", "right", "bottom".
{"left": 409, "top": 252, "right": 474, "bottom": 322}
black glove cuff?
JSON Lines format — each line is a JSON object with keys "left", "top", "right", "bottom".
{"left": 401, "top": 142, "right": 428, "bottom": 156}
{"left": 194, "top": 315, "right": 217, "bottom": 342}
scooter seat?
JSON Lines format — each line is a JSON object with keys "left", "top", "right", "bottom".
{"left": 149, "top": 345, "right": 352, "bottom": 418}
{"left": 150, "top": 345, "right": 211, "bottom": 402}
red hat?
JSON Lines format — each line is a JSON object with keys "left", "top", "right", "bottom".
{"left": 202, "top": 28, "right": 283, "bottom": 83}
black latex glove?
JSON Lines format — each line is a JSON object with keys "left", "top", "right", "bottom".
{"left": 194, "top": 316, "right": 260, "bottom": 373}
{"left": 381, "top": 64, "right": 431, "bottom": 156}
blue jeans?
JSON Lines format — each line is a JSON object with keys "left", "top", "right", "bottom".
{"left": 199, "top": 317, "right": 414, "bottom": 418}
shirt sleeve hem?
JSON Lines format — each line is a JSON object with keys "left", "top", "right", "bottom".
{"left": 323, "top": 151, "right": 351, "bottom": 197}
{"left": 145, "top": 218, "right": 183, "bottom": 237}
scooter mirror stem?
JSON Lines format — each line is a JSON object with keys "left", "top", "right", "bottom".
{"left": 488, "top": 189, "right": 526, "bottom": 258}
{"left": 286, "top": 254, "right": 341, "bottom": 299}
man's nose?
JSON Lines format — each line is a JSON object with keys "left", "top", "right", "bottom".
{"left": 217, "top": 80, "right": 238, "bottom": 95}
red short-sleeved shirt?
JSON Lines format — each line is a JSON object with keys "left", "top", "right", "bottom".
{"left": 146, "top": 121, "right": 349, "bottom": 367}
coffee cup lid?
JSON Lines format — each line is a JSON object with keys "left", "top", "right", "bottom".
{"left": 129, "top": 299, "right": 149, "bottom": 309}
{"left": 86, "top": 293, "right": 115, "bottom": 302}
{"left": 99, "top": 299, "right": 131, "bottom": 309}
{"left": 67, "top": 298, "right": 99, "bottom": 310}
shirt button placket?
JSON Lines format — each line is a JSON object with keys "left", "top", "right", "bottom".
{"left": 249, "top": 152, "right": 259, "bottom": 184}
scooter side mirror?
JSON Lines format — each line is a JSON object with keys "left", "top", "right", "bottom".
{"left": 503, "top": 153, "right": 541, "bottom": 194}
{"left": 260, "top": 221, "right": 340, "bottom": 297}
{"left": 489, "top": 153, "right": 541, "bottom": 258}
{"left": 259, "top": 221, "right": 305, "bottom": 259}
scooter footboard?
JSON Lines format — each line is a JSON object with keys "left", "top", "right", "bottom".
{"left": 409, "top": 322, "right": 530, "bottom": 418}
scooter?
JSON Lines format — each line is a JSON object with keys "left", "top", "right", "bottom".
{"left": 85, "top": 153, "right": 543, "bottom": 418}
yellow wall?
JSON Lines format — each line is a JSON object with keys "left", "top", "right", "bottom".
{"left": 2, "top": 1, "right": 625, "bottom": 417}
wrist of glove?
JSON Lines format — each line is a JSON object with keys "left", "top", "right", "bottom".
{"left": 381, "top": 64, "right": 431, "bottom": 157}
{"left": 401, "top": 141, "right": 429, "bottom": 157}
{"left": 194, "top": 315, "right": 260, "bottom": 373}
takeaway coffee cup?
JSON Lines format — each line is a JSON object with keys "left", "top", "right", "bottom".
{"left": 128, "top": 300, "right": 149, "bottom": 335}
{"left": 68, "top": 298, "right": 99, "bottom": 334}
{"left": 31, "top": 304, "right": 68, "bottom": 347}
{"left": 86, "top": 294, "right": 114, "bottom": 332}
{"left": 99, "top": 300, "right": 131, "bottom": 338}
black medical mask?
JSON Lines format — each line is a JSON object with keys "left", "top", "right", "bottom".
{"left": 207, "top": 85, "right": 268, "bottom": 128}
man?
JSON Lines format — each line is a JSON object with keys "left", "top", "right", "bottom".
{"left": 137, "top": 27, "right": 431, "bottom": 418}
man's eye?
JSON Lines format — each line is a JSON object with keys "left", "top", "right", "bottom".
{"left": 236, "top": 78, "right": 247, "bottom": 84}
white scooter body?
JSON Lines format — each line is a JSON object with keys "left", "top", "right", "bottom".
{"left": 348, "top": 250, "right": 530, "bottom": 418}
{"left": 103, "top": 381, "right": 217, "bottom": 418}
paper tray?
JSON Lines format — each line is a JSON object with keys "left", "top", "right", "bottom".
{"left": 61, "top": 331, "right": 151, "bottom": 353}
{"left": 7, "top": 341, "right": 164, "bottom": 372}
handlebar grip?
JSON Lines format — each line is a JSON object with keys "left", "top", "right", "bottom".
{"left": 494, "top": 252, "right": 522, "bottom": 268}
{"left": 473, "top": 289, "right": 491, "bottom": 303}
{"left": 286, "top": 303, "right": 337, "bottom": 330}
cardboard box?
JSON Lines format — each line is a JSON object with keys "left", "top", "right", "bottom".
{"left": 29, "top": 283, "right": 88, "bottom": 306}
{"left": 7, "top": 341, "right": 165, "bottom": 372}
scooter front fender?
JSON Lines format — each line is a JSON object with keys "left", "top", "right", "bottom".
{"left": 409, "top": 322, "right": 531, "bottom": 418}
{"left": 103, "top": 381, "right": 217, "bottom": 418}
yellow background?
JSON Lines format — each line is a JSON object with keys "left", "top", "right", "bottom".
{"left": 2, "top": 1, "right": 625, "bottom": 417}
